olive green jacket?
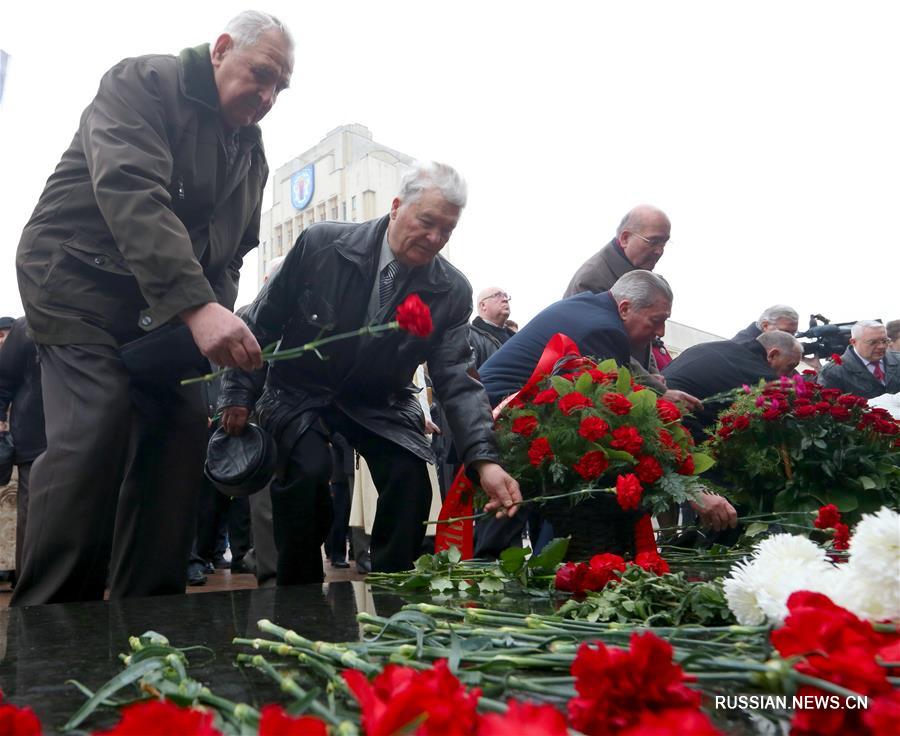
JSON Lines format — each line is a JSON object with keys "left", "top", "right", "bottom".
{"left": 16, "top": 44, "right": 267, "bottom": 346}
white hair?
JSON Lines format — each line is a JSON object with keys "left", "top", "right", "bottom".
{"left": 609, "top": 270, "right": 673, "bottom": 310}
{"left": 220, "top": 10, "right": 293, "bottom": 49}
{"left": 397, "top": 161, "right": 467, "bottom": 208}
{"left": 757, "top": 330, "right": 801, "bottom": 354}
{"left": 851, "top": 320, "right": 885, "bottom": 340}
{"left": 756, "top": 304, "right": 798, "bottom": 329}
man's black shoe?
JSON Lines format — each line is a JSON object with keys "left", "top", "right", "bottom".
{"left": 187, "top": 562, "right": 207, "bottom": 587}
{"left": 230, "top": 557, "right": 254, "bottom": 575}
{"left": 330, "top": 560, "right": 350, "bottom": 569}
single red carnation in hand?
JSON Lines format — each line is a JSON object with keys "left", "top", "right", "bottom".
{"left": 511, "top": 415, "right": 539, "bottom": 436}
{"left": 634, "top": 455, "right": 664, "bottom": 485}
{"left": 573, "top": 450, "right": 610, "bottom": 481}
{"left": 477, "top": 699, "right": 568, "bottom": 736}
{"left": 677, "top": 455, "right": 695, "bottom": 475}
{"left": 0, "top": 691, "right": 41, "bottom": 736}
{"left": 610, "top": 426, "right": 643, "bottom": 455}
{"left": 603, "top": 392, "right": 633, "bottom": 415}
{"left": 532, "top": 388, "right": 559, "bottom": 405}
{"left": 578, "top": 416, "right": 610, "bottom": 442}
{"left": 832, "top": 522, "right": 850, "bottom": 551}
{"left": 395, "top": 294, "right": 433, "bottom": 337}
{"left": 830, "top": 353, "right": 843, "bottom": 365}
{"left": 814, "top": 504, "right": 842, "bottom": 530}
{"left": 558, "top": 392, "right": 595, "bottom": 415}
{"left": 656, "top": 399, "right": 682, "bottom": 423}
{"left": 527, "top": 437, "right": 554, "bottom": 467}
{"left": 259, "top": 705, "right": 327, "bottom": 736}
{"left": 94, "top": 700, "right": 221, "bottom": 736}
{"left": 633, "top": 551, "right": 670, "bottom": 575}
{"left": 615, "top": 473, "right": 643, "bottom": 510}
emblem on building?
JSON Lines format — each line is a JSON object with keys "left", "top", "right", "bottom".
{"left": 290, "top": 165, "right": 315, "bottom": 210}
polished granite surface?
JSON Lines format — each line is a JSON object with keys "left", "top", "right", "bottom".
{"left": 0, "top": 582, "right": 401, "bottom": 734}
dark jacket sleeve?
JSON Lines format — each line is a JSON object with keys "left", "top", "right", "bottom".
{"left": 83, "top": 57, "right": 217, "bottom": 326}
{"left": 579, "top": 325, "right": 632, "bottom": 367}
{"left": 0, "top": 322, "right": 29, "bottom": 422}
{"left": 217, "top": 230, "right": 305, "bottom": 409}
{"left": 428, "top": 288, "right": 501, "bottom": 468}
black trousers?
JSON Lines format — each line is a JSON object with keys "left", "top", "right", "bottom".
{"left": 270, "top": 413, "right": 432, "bottom": 585}
{"left": 11, "top": 344, "right": 207, "bottom": 605}
{"left": 14, "top": 462, "right": 33, "bottom": 576}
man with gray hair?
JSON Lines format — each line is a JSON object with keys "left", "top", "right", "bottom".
{"left": 732, "top": 305, "right": 800, "bottom": 343}
{"left": 469, "top": 287, "right": 515, "bottom": 368}
{"left": 818, "top": 320, "right": 900, "bottom": 398}
{"left": 218, "top": 161, "right": 522, "bottom": 583}
{"left": 12, "top": 11, "right": 294, "bottom": 606}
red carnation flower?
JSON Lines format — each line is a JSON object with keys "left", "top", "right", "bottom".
{"left": 558, "top": 392, "right": 595, "bottom": 415}
{"left": 677, "top": 455, "right": 695, "bottom": 475}
{"left": 476, "top": 699, "right": 569, "bottom": 736}
{"left": 829, "top": 405, "right": 852, "bottom": 421}
{"left": 0, "top": 691, "right": 41, "bottom": 736}
{"left": 578, "top": 416, "right": 610, "bottom": 442}
{"left": 573, "top": 450, "right": 610, "bottom": 481}
{"left": 527, "top": 437, "right": 554, "bottom": 467}
{"left": 832, "top": 522, "right": 850, "bottom": 551}
{"left": 532, "top": 388, "right": 559, "bottom": 405}
{"left": 610, "top": 426, "right": 643, "bottom": 455}
{"left": 795, "top": 404, "right": 817, "bottom": 418}
{"left": 733, "top": 414, "right": 751, "bottom": 430}
{"left": 568, "top": 633, "right": 702, "bottom": 735}
{"left": 762, "top": 407, "right": 782, "bottom": 421}
{"left": 588, "top": 369, "right": 617, "bottom": 384}
{"left": 830, "top": 353, "right": 843, "bottom": 365}
{"left": 634, "top": 455, "right": 664, "bottom": 485}
{"left": 555, "top": 561, "right": 588, "bottom": 593}
{"left": 656, "top": 399, "right": 682, "bottom": 423}
{"left": 615, "top": 473, "right": 643, "bottom": 510}
{"left": 619, "top": 708, "right": 720, "bottom": 736}
{"left": 814, "top": 504, "right": 842, "bottom": 530}
{"left": 586, "top": 553, "right": 627, "bottom": 589}
{"left": 93, "top": 700, "right": 221, "bottom": 736}
{"left": 633, "top": 551, "right": 670, "bottom": 575}
{"left": 395, "top": 293, "right": 433, "bottom": 337}
{"left": 259, "top": 705, "right": 327, "bottom": 736}
{"left": 603, "top": 393, "right": 633, "bottom": 416}
{"left": 821, "top": 388, "right": 842, "bottom": 400}
{"left": 511, "top": 415, "right": 539, "bottom": 436}
{"left": 717, "top": 425, "right": 733, "bottom": 439}
{"left": 864, "top": 691, "right": 900, "bottom": 734}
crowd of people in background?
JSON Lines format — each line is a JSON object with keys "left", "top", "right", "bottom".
{"left": 0, "top": 10, "right": 897, "bottom": 604}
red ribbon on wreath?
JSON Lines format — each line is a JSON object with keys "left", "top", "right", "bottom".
{"left": 435, "top": 333, "right": 657, "bottom": 558}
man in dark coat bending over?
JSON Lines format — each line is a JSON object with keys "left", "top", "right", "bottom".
{"left": 219, "top": 162, "right": 522, "bottom": 583}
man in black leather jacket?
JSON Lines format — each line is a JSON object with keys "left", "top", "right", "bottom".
{"left": 468, "top": 287, "right": 515, "bottom": 369}
{"left": 219, "top": 162, "right": 521, "bottom": 583}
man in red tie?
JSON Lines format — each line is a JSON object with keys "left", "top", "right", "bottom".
{"left": 819, "top": 321, "right": 900, "bottom": 398}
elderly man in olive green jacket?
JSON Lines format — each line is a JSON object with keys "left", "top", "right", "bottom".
{"left": 12, "top": 11, "right": 293, "bottom": 606}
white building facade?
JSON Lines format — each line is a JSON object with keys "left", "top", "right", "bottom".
{"left": 258, "top": 124, "right": 415, "bottom": 287}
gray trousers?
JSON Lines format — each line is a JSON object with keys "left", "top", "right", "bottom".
{"left": 11, "top": 344, "right": 207, "bottom": 605}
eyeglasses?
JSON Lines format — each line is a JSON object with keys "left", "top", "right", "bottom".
{"left": 630, "top": 232, "right": 668, "bottom": 249}
{"left": 862, "top": 338, "right": 892, "bottom": 346}
{"left": 485, "top": 291, "right": 511, "bottom": 301}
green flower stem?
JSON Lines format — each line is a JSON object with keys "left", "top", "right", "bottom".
{"left": 181, "top": 322, "right": 400, "bottom": 385}
{"left": 426, "top": 486, "right": 616, "bottom": 525}
{"left": 197, "top": 688, "right": 260, "bottom": 727}
{"left": 239, "top": 654, "right": 353, "bottom": 730}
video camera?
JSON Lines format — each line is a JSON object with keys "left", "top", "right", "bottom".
{"left": 795, "top": 314, "right": 863, "bottom": 359}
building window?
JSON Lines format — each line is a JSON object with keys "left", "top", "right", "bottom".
{"left": 351, "top": 195, "right": 357, "bottom": 222}
{"left": 342, "top": 201, "right": 347, "bottom": 220}
{"left": 317, "top": 203, "right": 326, "bottom": 222}
{"left": 330, "top": 196, "right": 339, "bottom": 221}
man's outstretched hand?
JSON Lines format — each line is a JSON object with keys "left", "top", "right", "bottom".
{"left": 181, "top": 302, "right": 262, "bottom": 372}
{"left": 472, "top": 461, "right": 522, "bottom": 518}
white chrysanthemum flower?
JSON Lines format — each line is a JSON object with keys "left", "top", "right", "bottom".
{"left": 828, "top": 566, "right": 900, "bottom": 622}
{"left": 847, "top": 507, "right": 900, "bottom": 584}
{"left": 752, "top": 533, "right": 827, "bottom": 567}
{"left": 723, "top": 558, "right": 767, "bottom": 625}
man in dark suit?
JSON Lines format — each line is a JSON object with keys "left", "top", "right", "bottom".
{"left": 663, "top": 331, "right": 803, "bottom": 442}
{"left": 818, "top": 321, "right": 900, "bottom": 399}
{"left": 218, "top": 161, "right": 521, "bottom": 583}
{"left": 731, "top": 305, "right": 799, "bottom": 343}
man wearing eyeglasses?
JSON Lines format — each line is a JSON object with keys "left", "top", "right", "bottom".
{"left": 818, "top": 321, "right": 900, "bottom": 398}
{"left": 469, "top": 288, "right": 515, "bottom": 369}
{"left": 563, "top": 205, "right": 671, "bottom": 298}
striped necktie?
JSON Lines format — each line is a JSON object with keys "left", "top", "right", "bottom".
{"left": 379, "top": 260, "right": 400, "bottom": 307}
{"left": 872, "top": 361, "right": 885, "bottom": 382}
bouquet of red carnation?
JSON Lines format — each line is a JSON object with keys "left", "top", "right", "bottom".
{"left": 493, "top": 358, "right": 711, "bottom": 558}
{"left": 705, "top": 375, "right": 900, "bottom": 521}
